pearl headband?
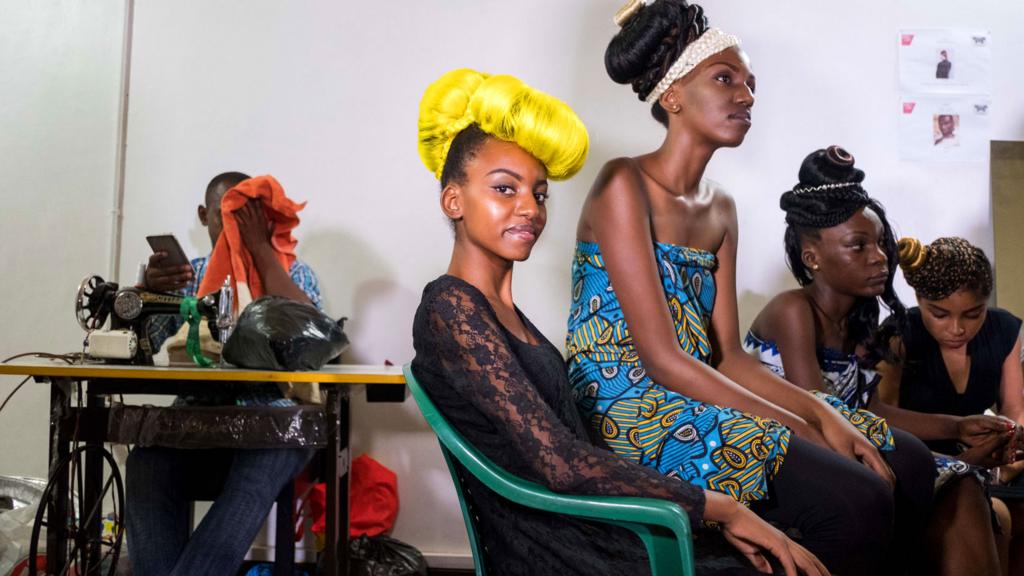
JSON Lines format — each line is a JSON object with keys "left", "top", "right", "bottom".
{"left": 644, "top": 28, "right": 741, "bottom": 104}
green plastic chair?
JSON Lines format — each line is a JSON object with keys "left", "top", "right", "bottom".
{"left": 403, "top": 364, "right": 695, "bottom": 576}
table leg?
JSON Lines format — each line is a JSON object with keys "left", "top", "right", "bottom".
{"left": 46, "top": 378, "right": 71, "bottom": 573}
{"left": 274, "top": 480, "right": 295, "bottom": 576}
{"left": 324, "top": 387, "right": 351, "bottom": 576}
{"left": 83, "top": 392, "right": 104, "bottom": 575}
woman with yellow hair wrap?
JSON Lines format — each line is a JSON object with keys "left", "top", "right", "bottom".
{"left": 877, "top": 236, "right": 1024, "bottom": 576}
{"left": 410, "top": 68, "right": 826, "bottom": 576}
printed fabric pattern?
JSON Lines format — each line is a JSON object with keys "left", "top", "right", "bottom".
{"left": 743, "top": 332, "right": 895, "bottom": 451}
{"left": 566, "top": 241, "right": 790, "bottom": 504}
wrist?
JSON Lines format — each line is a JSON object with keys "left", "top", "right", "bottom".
{"left": 948, "top": 416, "right": 965, "bottom": 440}
{"left": 805, "top": 400, "right": 830, "bottom": 428}
{"left": 702, "top": 490, "right": 740, "bottom": 524}
{"left": 249, "top": 242, "right": 276, "bottom": 262}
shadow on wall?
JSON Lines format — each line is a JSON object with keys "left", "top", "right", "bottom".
{"left": 737, "top": 267, "right": 798, "bottom": 337}
{"left": 299, "top": 228, "right": 420, "bottom": 366}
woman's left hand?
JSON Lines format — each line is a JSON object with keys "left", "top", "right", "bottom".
{"left": 818, "top": 409, "right": 895, "bottom": 488}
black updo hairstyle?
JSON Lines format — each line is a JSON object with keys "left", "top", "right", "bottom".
{"left": 605, "top": 0, "right": 709, "bottom": 127}
{"left": 779, "top": 146, "right": 906, "bottom": 361}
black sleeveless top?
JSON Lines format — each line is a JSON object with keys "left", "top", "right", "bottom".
{"left": 894, "top": 307, "right": 1021, "bottom": 454}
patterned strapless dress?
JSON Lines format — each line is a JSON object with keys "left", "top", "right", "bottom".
{"left": 566, "top": 241, "right": 789, "bottom": 504}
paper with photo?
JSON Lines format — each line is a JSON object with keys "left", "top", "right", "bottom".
{"left": 899, "top": 95, "right": 991, "bottom": 162}
{"left": 899, "top": 29, "right": 991, "bottom": 93}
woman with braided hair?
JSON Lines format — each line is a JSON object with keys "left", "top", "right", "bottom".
{"left": 566, "top": 1, "right": 905, "bottom": 574}
{"left": 412, "top": 68, "right": 827, "bottom": 576}
{"left": 746, "top": 147, "right": 1009, "bottom": 576}
{"left": 876, "top": 235, "right": 1024, "bottom": 576}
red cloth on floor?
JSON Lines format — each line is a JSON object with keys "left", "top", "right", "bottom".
{"left": 307, "top": 454, "right": 399, "bottom": 540}
{"left": 196, "top": 174, "right": 306, "bottom": 305}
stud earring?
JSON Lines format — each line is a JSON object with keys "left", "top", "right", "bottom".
{"left": 811, "top": 264, "right": 820, "bottom": 271}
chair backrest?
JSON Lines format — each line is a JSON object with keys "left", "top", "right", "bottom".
{"left": 403, "top": 364, "right": 695, "bottom": 576}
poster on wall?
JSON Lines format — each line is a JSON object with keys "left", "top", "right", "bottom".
{"left": 899, "top": 29, "right": 991, "bottom": 94}
{"left": 899, "top": 95, "right": 991, "bottom": 162}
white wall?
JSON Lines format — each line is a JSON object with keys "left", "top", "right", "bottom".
{"left": 5, "top": 0, "right": 1024, "bottom": 563}
{"left": 0, "top": 0, "right": 125, "bottom": 477}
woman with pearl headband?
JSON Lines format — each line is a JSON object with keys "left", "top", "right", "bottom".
{"left": 746, "top": 147, "right": 1003, "bottom": 576}
{"left": 565, "top": 2, "right": 919, "bottom": 574}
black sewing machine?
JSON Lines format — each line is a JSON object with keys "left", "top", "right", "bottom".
{"left": 74, "top": 274, "right": 232, "bottom": 365}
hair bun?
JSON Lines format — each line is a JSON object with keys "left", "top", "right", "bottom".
{"left": 605, "top": 0, "right": 708, "bottom": 101}
{"left": 826, "top": 145, "right": 855, "bottom": 166}
{"left": 900, "top": 236, "right": 993, "bottom": 300}
{"left": 797, "top": 146, "right": 865, "bottom": 188}
{"left": 417, "top": 68, "right": 589, "bottom": 181}
{"left": 897, "top": 237, "right": 928, "bottom": 271}
{"left": 418, "top": 69, "right": 488, "bottom": 178}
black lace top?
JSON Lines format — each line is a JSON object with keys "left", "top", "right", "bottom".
{"left": 412, "top": 276, "right": 760, "bottom": 576}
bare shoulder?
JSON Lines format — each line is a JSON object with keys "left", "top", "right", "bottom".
{"left": 752, "top": 289, "right": 814, "bottom": 339}
{"left": 701, "top": 178, "right": 737, "bottom": 218}
{"left": 579, "top": 157, "right": 652, "bottom": 240}
{"left": 590, "top": 157, "right": 646, "bottom": 200}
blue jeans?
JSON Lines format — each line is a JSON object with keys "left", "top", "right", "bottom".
{"left": 126, "top": 446, "right": 314, "bottom": 576}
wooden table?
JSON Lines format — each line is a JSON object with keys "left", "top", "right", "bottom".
{"left": 0, "top": 359, "right": 405, "bottom": 576}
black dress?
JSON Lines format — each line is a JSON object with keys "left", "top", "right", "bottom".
{"left": 411, "top": 275, "right": 756, "bottom": 576}
{"left": 896, "top": 306, "right": 1022, "bottom": 455}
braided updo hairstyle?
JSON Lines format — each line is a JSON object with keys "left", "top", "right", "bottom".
{"left": 780, "top": 146, "right": 906, "bottom": 359}
{"left": 898, "top": 236, "right": 993, "bottom": 301}
{"left": 418, "top": 69, "right": 589, "bottom": 188}
{"left": 605, "top": 0, "right": 709, "bottom": 127}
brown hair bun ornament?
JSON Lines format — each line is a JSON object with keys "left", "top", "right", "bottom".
{"left": 897, "top": 237, "right": 929, "bottom": 272}
{"left": 826, "top": 145, "right": 855, "bottom": 167}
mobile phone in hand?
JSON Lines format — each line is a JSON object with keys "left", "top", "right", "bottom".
{"left": 146, "top": 234, "right": 192, "bottom": 269}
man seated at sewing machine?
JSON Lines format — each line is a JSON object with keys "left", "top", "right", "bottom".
{"left": 126, "top": 171, "right": 323, "bottom": 576}
{"left": 145, "top": 171, "right": 321, "bottom": 355}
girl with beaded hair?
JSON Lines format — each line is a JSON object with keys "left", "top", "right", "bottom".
{"left": 876, "top": 235, "right": 1024, "bottom": 575}
{"left": 565, "top": 1, "right": 922, "bottom": 574}
{"left": 412, "top": 68, "right": 826, "bottom": 576}
{"left": 746, "top": 147, "right": 1007, "bottom": 576}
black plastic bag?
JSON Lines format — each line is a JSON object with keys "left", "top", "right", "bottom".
{"left": 349, "top": 535, "right": 428, "bottom": 576}
{"left": 223, "top": 296, "right": 349, "bottom": 371}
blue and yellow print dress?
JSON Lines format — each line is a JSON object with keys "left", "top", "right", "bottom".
{"left": 566, "top": 241, "right": 791, "bottom": 504}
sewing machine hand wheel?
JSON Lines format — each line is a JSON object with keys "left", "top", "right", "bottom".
{"left": 75, "top": 274, "right": 110, "bottom": 331}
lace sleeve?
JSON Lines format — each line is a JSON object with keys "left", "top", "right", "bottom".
{"left": 419, "top": 280, "right": 706, "bottom": 524}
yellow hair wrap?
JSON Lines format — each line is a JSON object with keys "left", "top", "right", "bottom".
{"left": 417, "top": 68, "right": 589, "bottom": 181}
{"left": 897, "top": 237, "right": 929, "bottom": 272}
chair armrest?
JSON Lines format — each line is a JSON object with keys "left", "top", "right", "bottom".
{"left": 403, "top": 364, "right": 691, "bottom": 538}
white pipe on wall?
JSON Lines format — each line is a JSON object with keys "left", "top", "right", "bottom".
{"left": 108, "top": 0, "right": 135, "bottom": 283}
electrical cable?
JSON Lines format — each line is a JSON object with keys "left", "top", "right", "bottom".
{"left": 0, "top": 376, "right": 30, "bottom": 415}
